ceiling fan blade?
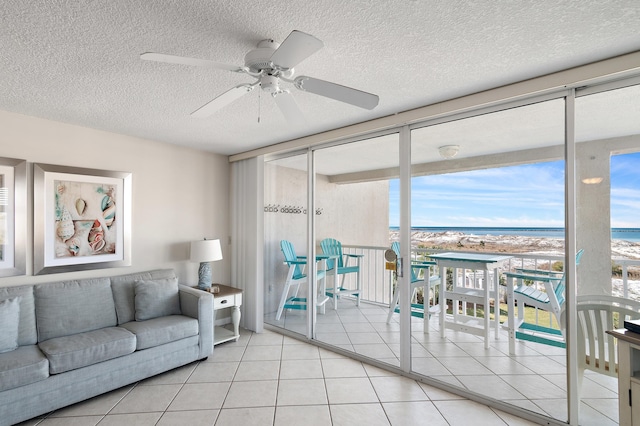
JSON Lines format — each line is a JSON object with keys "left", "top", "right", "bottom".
{"left": 270, "top": 30, "right": 323, "bottom": 70}
{"left": 140, "top": 52, "right": 244, "bottom": 73}
{"left": 191, "top": 84, "right": 255, "bottom": 117}
{"left": 294, "top": 76, "right": 379, "bottom": 110}
{"left": 272, "top": 91, "right": 306, "bottom": 124}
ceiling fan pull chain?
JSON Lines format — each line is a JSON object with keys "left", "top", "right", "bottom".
{"left": 258, "top": 89, "right": 261, "bottom": 123}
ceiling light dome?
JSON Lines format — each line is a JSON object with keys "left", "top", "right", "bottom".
{"left": 438, "top": 145, "right": 460, "bottom": 159}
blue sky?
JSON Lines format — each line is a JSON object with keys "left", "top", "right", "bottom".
{"left": 389, "top": 151, "right": 640, "bottom": 228}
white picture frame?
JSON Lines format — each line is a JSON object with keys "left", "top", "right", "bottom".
{"left": 0, "top": 157, "right": 26, "bottom": 277}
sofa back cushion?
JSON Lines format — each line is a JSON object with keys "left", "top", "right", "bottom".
{"left": 0, "top": 285, "right": 37, "bottom": 346}
{"left": 134, "top": 277, "right": 181, "bottom": 321}
{"left": 110, "top": 269, "right": 177, "bottom": 324}
{"left": 35, "top": 277, "right": 117, "bottom": 342}
{"left": 0, "top": 297, "right": 21, "bottom": 353}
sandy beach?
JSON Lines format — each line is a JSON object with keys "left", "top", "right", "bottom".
{"left": 390, "top": 230, "right": 640, "bottom": 297}
{"left": 390, "top": 230, "right": 640, "bottom": 260}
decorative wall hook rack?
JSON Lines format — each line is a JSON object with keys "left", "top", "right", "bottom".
{"left": 264, "top": 204, "right": 322, "bottom": 215}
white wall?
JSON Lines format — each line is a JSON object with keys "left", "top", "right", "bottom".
{"left": 0, "top": 110, "right": 230, "bottom": 288}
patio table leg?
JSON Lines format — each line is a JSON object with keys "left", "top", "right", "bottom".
{"left": 507, "top": 275, "right": 515, "bottom": 355}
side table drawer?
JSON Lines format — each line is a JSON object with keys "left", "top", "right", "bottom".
{"left": 214, "top": 294, "right": 236, "bottom": 310}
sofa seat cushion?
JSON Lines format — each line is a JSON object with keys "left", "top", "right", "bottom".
{"left": 120, "top": 315, "right": 198, "bottom": 350}
{"left": 0, "top": 345, "right": 49, "bottom": 392}
{"left": 38, "top": 327, "right": 136, "bottom": 374}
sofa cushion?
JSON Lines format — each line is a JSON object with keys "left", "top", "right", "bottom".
{"left": 0, "top": 285, "right": 37, "bottom": 345}
{"left": 35, "top": 278, "right": 117, "bottom": 342}
{"left": 111, "top": 269, "right": 177, "bottom": 324}
{"left": 0, "top": 297, "right": 21, "bottom": 353}
{"left": 134, "top": 278, "right": 181, "bottom": 321}
{"left": 0, "top": 345, "right": 49, "bottom": 392}
{"left": 120, "top": 315, "right": 198, "bottom": 350}
{"left": 38, "top": 327, "right": 136, "bottom": 374}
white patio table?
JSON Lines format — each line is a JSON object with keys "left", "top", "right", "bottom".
{"left": 429, "top": 252, "right": 512, "bottom": 349}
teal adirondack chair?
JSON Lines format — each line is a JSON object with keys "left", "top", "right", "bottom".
{"left": 320, "top": 238, "right": 362, "bottom": 310}
{"left": 386, "top": 242, "right": 441, "bottom": 327}
{"left": 276, "top": 240, "right": 329, "bottom": 320}
{"left": 505, "top": 249, "right": 584, "bottom": 348}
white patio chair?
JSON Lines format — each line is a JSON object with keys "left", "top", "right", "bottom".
{"left": 561, "top": 295, "right": 640, "bottom": 402}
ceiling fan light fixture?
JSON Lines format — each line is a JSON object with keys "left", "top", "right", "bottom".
{"left": 260, "top": 75, "right": 280, "bottom": 93}
{"left": 438, "top": 145, "right": 460, "bottom": 159}
{"left": 244, "top": 39, "right": 279, "bottom": 73}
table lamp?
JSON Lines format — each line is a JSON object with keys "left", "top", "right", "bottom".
{"left": 190, "top": 238, "right": 223, "bottom": 290}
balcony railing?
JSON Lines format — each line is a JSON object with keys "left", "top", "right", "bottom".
{"left": 341, "top": 245, "right": 640, "bottom": 311}
{"left": 613, "top": 258, "right": 640, "bottom": 299}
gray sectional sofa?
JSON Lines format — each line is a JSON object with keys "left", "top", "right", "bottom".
{"left": 0, "top": 269, "right": 214, "bottom": 426}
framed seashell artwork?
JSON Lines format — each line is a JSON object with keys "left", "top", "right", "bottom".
{"left": 33, "top": 163, "right": 132, "bottom": 275}
{"left": 0, "top": 157, "right": 27, "bottom": 277}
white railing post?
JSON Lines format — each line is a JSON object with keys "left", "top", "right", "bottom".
{"left": 623, "top": 263, "right": 629, "bottom": 299}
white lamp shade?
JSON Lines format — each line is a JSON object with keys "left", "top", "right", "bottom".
{"left": 190, "top": 239, "right": 223, "bottom": 263}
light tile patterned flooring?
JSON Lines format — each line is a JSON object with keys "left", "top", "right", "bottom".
{"left": 20, "top": 324, "right": 542, "bottom": 426}
{"left": 268, "top": 298, "right": 620, "bottom": 426}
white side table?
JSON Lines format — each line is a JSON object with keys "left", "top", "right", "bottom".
{"left": 607, "top": 328, "right": 640, "bottom": 425}
{"left": 211, "top": 284, "right": 242, "bottom": 345}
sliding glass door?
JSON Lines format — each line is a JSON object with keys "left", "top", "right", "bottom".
{"left": 261, "top": 75, "right": 640, "bottom": 425}
{"left": 574, "top": 81, "right": 640, "bottom": 424}
{"left": 408, "top": 98, "right": 571, "bottom": 422}
{"left": 312, "top": 133, "right": 402, "bottom": 366}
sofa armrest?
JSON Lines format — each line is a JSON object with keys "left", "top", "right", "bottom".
{"left": 178, "top": 285, "right": 214, "bottom": 359}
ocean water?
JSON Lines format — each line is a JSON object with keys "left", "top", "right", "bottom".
{"left": 390, "top": 227, "right": 640, "bottom": 243}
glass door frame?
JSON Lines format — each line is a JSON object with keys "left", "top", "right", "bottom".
{"left": 398, "top": 125, "right": 412, "bottom": 370}
{"left": 306, "top": 148, "right": 316, "bottom": 340}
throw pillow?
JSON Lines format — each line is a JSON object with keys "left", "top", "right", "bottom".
{"left": 0, "top": 296, "right": 22, "bottom": 353}
{"left": 134, "top": 278, "right": 181, "bottom": 321}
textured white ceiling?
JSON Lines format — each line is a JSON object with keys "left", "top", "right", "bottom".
{"left": 1, "top": 1, "right": 640, "bottom": 156}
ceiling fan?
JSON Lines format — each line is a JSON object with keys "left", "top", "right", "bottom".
{"left": 141, "top": 30, "right": 379, "bottom": 123}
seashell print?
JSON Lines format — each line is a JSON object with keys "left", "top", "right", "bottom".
{"left": 56, "top": 208, "right": 75, "bottom": 242}
{"left": 88, "top": 219, "right": 105, "bottom": 252}
{"left": 101, "top": 195, "right": 112, "bottom": 210}
{"left": 67, "top": 238, "right": 80, "bottom": 256}
{"left": 101, "top": 195, "right": 116, "bottom": 228}
{"left": 75, "top": 198, "right": 86, "bottom": 215}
